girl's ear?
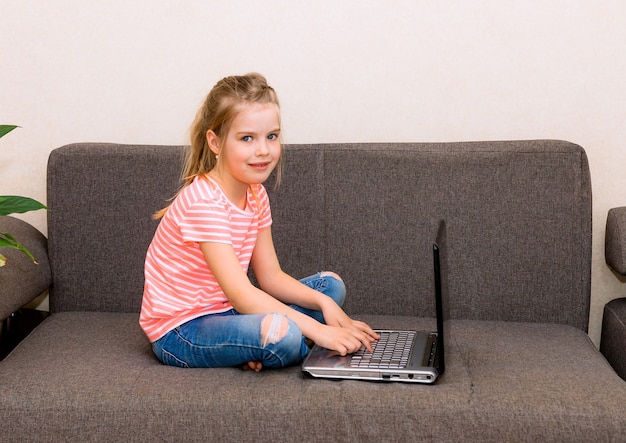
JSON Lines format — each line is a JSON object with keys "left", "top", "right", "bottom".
{"left": 206, "top": 130, "right": 220, "bottom": 156}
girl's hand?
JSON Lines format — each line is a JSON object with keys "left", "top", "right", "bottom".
{"left": 315, "top": 298, "right": 380, "bottom": 354}
{"left": 314, "top": 324, "right": 378, "bottom": 356}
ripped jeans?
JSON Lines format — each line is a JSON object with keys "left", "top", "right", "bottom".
{"left": 151, "top": 272, "right": 346, "bottom": 369}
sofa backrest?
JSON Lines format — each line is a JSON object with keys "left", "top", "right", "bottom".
{"left": 47, "top": 141, "right": 592, "bottom": 331}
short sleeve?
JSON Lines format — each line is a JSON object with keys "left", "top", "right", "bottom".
{"left": 254, "top": 184, "right": 273, "bottom": 231}
{"left": 179, "top": 199, "right": 234, "bottom": 245}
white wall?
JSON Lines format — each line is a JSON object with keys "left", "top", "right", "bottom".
{"left": 2, "top": 0, "right": 625, "bottom": 345}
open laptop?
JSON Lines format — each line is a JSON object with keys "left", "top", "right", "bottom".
{"left": 301, "top": 220, "right": 448, "bottom": 384}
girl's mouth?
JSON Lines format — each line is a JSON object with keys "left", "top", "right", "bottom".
{"left": 250, "top": 162, "right": 271, "bottom": 170}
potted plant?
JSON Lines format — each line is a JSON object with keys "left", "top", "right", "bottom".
{"left": 0, "top": 125, "right": 48, "bottom": 267}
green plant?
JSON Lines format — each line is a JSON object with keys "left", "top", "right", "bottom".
{"left": 0, "top": 125, "right": 48, "bottom": 267}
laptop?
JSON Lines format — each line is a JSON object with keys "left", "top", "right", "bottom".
{"left": 301, "top": 220, "right": 448, "bottom": 384}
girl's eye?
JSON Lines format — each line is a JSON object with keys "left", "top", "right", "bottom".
{"left": 268, "top": 134, "right": 278, "bottom": 141}
{"left": 241, "top": 135, "right": 252, "bottom": 142}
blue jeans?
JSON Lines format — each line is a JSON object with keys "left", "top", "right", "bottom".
{"left": 152, "top": 272, "right": 346, "bottom": 369}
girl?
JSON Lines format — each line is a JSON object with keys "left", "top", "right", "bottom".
{"left": 140, "top": 73, "right": 378, "bottom": 371}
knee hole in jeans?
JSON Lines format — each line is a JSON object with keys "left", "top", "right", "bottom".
{"left": 261, "top": 314, "right": 290, "bottom": 347}
{"left": 320, "top": 271, "right": 343, "bottom": 282}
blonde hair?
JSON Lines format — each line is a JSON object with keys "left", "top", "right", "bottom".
{"left": 155, "top": 73, "right": 282, "bottom": 219}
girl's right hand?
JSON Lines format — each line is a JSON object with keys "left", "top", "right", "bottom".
{"left": 314, "top": 324, "right": 376, "bottom": 356}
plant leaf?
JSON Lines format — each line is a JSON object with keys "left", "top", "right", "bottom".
{"left": 0, "top": 234, "right": 17, "bottom": 248}
{"left": 0, "top": 196, "right": 48, "bottom": 216}
{"left": 0, "top": 125, "right": 19, "bottom": 139}
{"left": 0, "top": 252, "right": 6, "bottom": 267}
{"left": 0, "top": 232, "right": 38, "bottom": 264}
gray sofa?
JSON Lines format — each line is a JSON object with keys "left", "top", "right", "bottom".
{"left": 1, "top": 140, "right": 625, "bottom": 442}
{"left": 601, "top": 207, "right": 626, "bottom": 381}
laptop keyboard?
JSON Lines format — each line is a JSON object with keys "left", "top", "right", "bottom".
{"left": 349, "top": 331, "right": 416, "bottom": 369}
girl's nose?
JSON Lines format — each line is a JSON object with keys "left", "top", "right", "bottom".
{"left": 257, "top": 140, "right": 270, "bottom": 156}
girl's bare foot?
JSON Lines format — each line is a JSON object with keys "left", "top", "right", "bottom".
{"left": 243, "top": 361, "right": 263, "bottom": 372}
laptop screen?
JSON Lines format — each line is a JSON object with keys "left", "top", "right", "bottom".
{"left": 433, "top": 219, "right": 449, "bottom": 374}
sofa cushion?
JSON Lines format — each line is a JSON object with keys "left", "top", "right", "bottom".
{"left": 601, "top": 297, "right": 626, "bottom": 380}
{"left": 46, "top": 141, "right": 592, "bottom": 332}
{"left": 46, "top": 144, "right": 183, "bottom": 313}
{"left": 270, "top": 142, "right": 592, "bottom": 329}
{"left": 1, "top": 312, "right": 623, "bottom": 441}
{"left": 606, "top": 207, "right": 626, "bottom": 275}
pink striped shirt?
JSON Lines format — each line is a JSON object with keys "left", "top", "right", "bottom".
{"left": 139, "top": 175, "right": 272, "bottom": 342}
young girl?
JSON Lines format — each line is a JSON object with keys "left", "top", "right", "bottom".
{"left": 140, "top": 73, "right": 378, "bottom": 371}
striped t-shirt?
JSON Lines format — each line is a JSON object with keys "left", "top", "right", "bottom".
{"left": 139, "top": 175, "right": 272, "bottom": 342}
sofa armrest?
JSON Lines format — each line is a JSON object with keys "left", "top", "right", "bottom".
{"left": 600, "top": 298, "right": 626, "bottom": 380}
{"left": 606, "top": 207, "right": 626, "bottom": 275}
{"left": 0, "top": 216, "right": 51, "bottom": 321}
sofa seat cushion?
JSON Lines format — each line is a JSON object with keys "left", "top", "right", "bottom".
{"left": 1, "top": 312, "right": 624, "bottom": 442}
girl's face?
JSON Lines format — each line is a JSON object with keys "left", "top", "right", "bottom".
{"left": 208, "top": 102, "right": 281, "bottom": 195}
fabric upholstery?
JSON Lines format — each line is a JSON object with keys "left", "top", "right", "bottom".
{"left": 46, "top": 141, "right": 592, "bottom": 330}
{"left": 1, "top": 313, "right": 624, "bottom": 441}
{"left": 606, "top": 206, "right": 626, "bottom": 275}
{"left": 0, "top": 216, "right": 51, "bottom": 320}
{"left": 1, "top": 141, "right": 621, "bottom": 441}
{"left": 601, "top": 297, "right": 626, "bottom": 380}
{"left": 46, "top": 144, "right": 183, "bottom": 313}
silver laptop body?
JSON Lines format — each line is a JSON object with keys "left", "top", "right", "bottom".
{"left": 301, "top": 220, "right": 447, "bottom": 384}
